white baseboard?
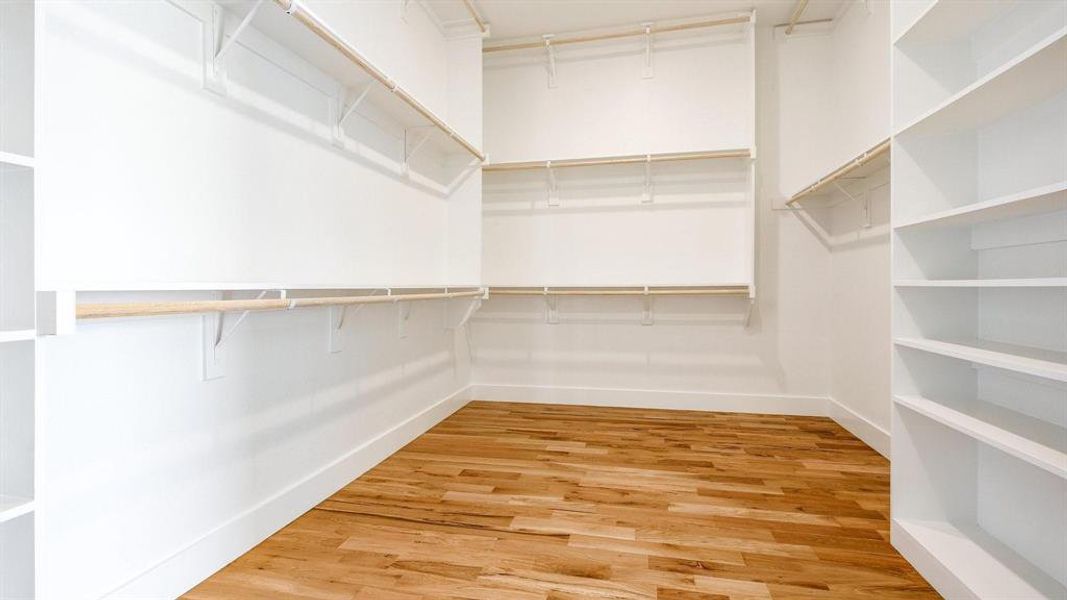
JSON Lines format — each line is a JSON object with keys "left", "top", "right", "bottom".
{"left": 104, "top": 385, "right": 472, "bottom": 600}
{"left": 468, "top": 383, "right": 827, "bottom": 416}
{"left": 826, "top": 396, "right": 890, "bottom": 458}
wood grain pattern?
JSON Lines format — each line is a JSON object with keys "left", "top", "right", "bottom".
{"left": 184, "top": 402, "right": 937, "bottom": 599}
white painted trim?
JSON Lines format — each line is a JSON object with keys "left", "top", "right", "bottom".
{"left": 103, "top": 385, "right": 473, "bottom": 600}
{"left": 826, "top": 396, "right": 890, "bottom": 457}
{"left": 468, "top": 383, "right": 827, "bottom": 416}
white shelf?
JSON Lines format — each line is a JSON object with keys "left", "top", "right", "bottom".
{"left": 893, "top": 518, "right": 1067, "bottom": 600}
{"left": 896, "top": 395, "right": 1067, "bottom": 479}
{"left": 893, "top": 0, "right": 1013, "bottom": 47}
{"left": 897, "top": 28, "right": 1067, "bottom": 137}
{"left": 0, "top": 329, "right": 34, "bottom": 344}
{"left": 895, "top": 181, "right": 1067, "bottom": 230}
{"left": 0, "top": 496, "right": 33, "bottom": 524}
{"left": 0, "top": 151, "right": 33, "bottom": 170}
{"left": 895, "top": 278, "right": 1067, "bottom": 288}
{"left": 786, "top": 138, "right": 890, "bottom": 206}
{"left": 894, "top": 337, "right": 1067, "bottom": 383}
{"left": 236, "top": 0, "right": 484, "bottom": 160}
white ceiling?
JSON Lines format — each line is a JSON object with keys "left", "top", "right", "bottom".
{"left": 455, "top": 0, "right": 848, "bottom": 40}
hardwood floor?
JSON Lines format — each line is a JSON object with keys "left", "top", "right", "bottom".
{"left": 184, "top": 401, "right": 937, "bottom": 599}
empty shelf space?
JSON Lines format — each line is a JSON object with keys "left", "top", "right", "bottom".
{"left": 895, "top": 278, "right": 1067, "bottom": 288}
{"left": 0, "top": 152, "right": 33, "bottom": 170}
{"left": 0, "top": 496, "right": 33, "bottom": 525}
{"left": 894, "top": 337, "right": 1067, "bottom": 383}
{"left": 894, "top": 0, "right": 1014, "bottom": 46}
{"left": 893, "top": 518, "right": 1067, "bottom": 600}
{"left": 896, "top": 395, "right": 1067, "bottom": 479}
{"left": 895, "top": 181, "right": 1067, "bottom": 230}
{"left": 897, "top": 28, "right": 1067, "bottom": 137}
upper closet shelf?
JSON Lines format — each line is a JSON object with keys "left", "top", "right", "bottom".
{"left": 483, "top": 149, "right": 752, "bottom": 172}
{"left": 489, "top": 285, "right": 751, "bottom": 297}
{"left": 893, "top": 0, "right": 1014, "bottom": 46}
{"left": 482, "top": 12, "right": 753, "bottom": 54}
{"left": 786, "top": 139, "right": 889, "bottom": 206}
{"left": 225, "top": 0, "right": 485, "bottom": 161}
{"left": 896, "top": 29, "right": 1067, "bottom": 137}
{"left": 895, "top": 181, "right": 1067, "bottom": 229}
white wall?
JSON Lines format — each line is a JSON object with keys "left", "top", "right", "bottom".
{"left": 33, "top": 1, "right": 482, "bottom": 597}
{"left": 471, "top": 21, "right": 832, "bottom": 412}
{"left": 774, "top": 1, "right": 892, "bottom": 454}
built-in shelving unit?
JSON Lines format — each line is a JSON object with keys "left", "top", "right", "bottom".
{"left": 891, "top": 2, "right": 1067, "bottom": 598}
{"left": 0, "top": 1, "right": 36, "bottom": 597}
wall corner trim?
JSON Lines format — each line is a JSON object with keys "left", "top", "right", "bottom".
{"left": 103, "top": 385, "right": 474, "bottom": 600}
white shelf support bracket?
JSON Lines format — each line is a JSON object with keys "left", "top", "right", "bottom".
{"left": 543, "top": 35, "right": 557, "bottom": 88}
{"left": 328, "top": 305, "right": 347, "bottom": 353}
{"left": 214, "top": 0, "right": 264, "bottom": 70}
{"left": 544, "top": 290, "right": 559, "bottom": 324}
{"left": 546, "top": 161, "right": 560, "bottom": 206}
{"left": 447, "top": 297, "right": 482, "bottom": 331}
{"left": 642, "top": 23, "right": 654, "bottom": 79}
{"left": 642, "top": 154, "right": 653, "bottom": 203}
{"left": 397, "top": 300, "right": 412, "bottom": 338}
{"left": 203, "top": 289, "right": 281, "bottom": 380}
{"left": 744, "top": 298, "right": 755, "bottom": 328}
{"left": 832, "top": 180, "right": 872, "bottom": 229}
{"left": 329, "top": 289, "right": 384, "bottom": 352}
{"left": 403, "top": 126, "right": 433, "bottom": 174}
{"left": 339, "top": 83, "right": 373, "bottom": 128}
{"left": 641, "top": 287, "right": 654, "bottom": 325}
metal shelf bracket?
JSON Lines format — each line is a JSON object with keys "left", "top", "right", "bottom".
{"left": 641, "top": 286, "right": 654, "bottom": 325}
{"left": 642, "top": 23, "right": 654, "bottom": 79}
{"left": 546, "top": 161, "right": 560, "bottom": 206}
{"left": 543, "top": 35, "right": 557, "bottom": 88}
{"left": 203, "top": 289, "right": 285, "bottom": 380}
{"left": 642, "top": 154, "right": 654, "bottom": 203}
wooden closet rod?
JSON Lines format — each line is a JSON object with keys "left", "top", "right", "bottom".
{"left": 273, "top": 0, "right": 485, "bottom": 161}
{"left": 490, "top": 286, "right": 750, "bottom": 297}
{"left": 786, "top": 138, "right": 890, "bottom": 205}
{"left": 483, "top": 13, "right": 752, "bottom": 54}
{"left": 483, "top": 149, "right": 751, "bottom": 172}
{"left": 461, "top": 0, "right": 488, "bottom": 34}
{"left": 77, "top": 289, "right": 485, "bottom": 320}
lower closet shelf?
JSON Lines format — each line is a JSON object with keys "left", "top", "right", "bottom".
{"left": 893, "top": 518, "right": 1067, "bottom": 600}
{"left": 894, "top": 337, "right": 1067, "bottom": 383}
{"left": 0, "top": 496, "right": 33, "bottom": 524}
{"left": 895, "top": 395, "right": 1067, "bottom": 478}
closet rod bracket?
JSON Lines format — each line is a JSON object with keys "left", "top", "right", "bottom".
{"left": 641, "top": 287, "right": 654, "bottom": 325}
{"left": 544, "top": 290, "right": 560, "bottom": 324}
{"left": 546, "top": 161, "right": 560, "bottom": 206}
{"left": 642, "top": 154, "right": 654, "bottom": 203}
{"left": 642, "top": 22, "right": 654, "bottom": 79}
{"left": 213, "top": 0, "right": 265, "bottom": 69}
{"left": 203, "top": 289, "right": 286, "bottom": 380}
{"left": 543, "top": 35, "right": 557, "bottom": 88}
